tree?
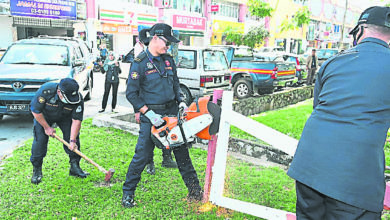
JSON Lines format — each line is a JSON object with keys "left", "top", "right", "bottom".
{"left": 243, "top": 26, "right": 270, "bottom": 49}
{"left": 223, "top": 26, "right": 244, "bottom": 46}
{"left": 385, "top": 3, "right": 390, "bottom": 7}
{"left": 247, "top": 0, "right": 273, "bottom": 18}
{"left": 223, "top": 26, "right": 269, "bottom": 49}
{"left": 280, "top": 6, "right": 311, "bottom": 32}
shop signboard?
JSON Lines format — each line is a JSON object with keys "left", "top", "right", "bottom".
{"left": 10, "top": 0, "right": 77, "bottom": 20}
{"left": 172, "top": 15, "right": 205, "bottom": 31}
{"left": 211, "top": 5, "right": 219, "bottom": 12}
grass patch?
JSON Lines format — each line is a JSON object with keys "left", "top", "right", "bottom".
{"left": 2, "top": 99, "right": 390, "bottom": 219}
{"left": 0, "top": 118, "right": 293, "bottom": 219}
{"left": 230, "top": 99, "right": 313, "bottom": 144}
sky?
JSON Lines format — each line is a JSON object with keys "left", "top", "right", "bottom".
{"left": 349, "top": 0, "right": 388, "bottom": 11}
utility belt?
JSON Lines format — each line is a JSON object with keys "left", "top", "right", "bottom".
{"left": 147, "top": 100, "right": 177, "bottom": 110}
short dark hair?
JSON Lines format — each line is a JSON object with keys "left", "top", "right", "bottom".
{"left": 312, "top": 49, "right": 316, "bottom": 52}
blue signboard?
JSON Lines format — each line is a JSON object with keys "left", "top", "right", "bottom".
{"left": 10, "top": 0, "right": 77, "bottom": 20}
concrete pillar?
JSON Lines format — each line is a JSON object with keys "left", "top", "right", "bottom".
{"left": 204, "top": 0, "right": 212, "bottom": 46}
{"left": 86, "top": 0, "right": 97, "bottom": 51}
{"left": 238, "top": 4, "right": 246, "bottom": 23}
{"left": 155, "top": 0, "right": 164, "bottom": 23}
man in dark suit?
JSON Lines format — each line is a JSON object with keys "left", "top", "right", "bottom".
{"left": 288, "top": 6, "right": 390, "bottom": 219}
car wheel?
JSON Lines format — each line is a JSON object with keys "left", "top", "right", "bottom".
{"left": 233, "top": 79, "right": 252, "bottom": 99}
{"left": 84, "top": 76, "right": 92, "bottom": 101}
{"left": 180, "top": 85, "right": 193, "bottom": 106}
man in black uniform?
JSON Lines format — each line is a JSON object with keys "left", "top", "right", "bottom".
{"left": 122, "top": 23, "right": 203, "bottom": 208}
{"left": 30, "top": 78, "right": 89, "bottom": 184}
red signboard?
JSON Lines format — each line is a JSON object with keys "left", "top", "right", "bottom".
{"left": 172, "top": 15, "right": 206, "bottom": 31}
{"left": 211, "top": 5, "right": 219, "bottom": 12}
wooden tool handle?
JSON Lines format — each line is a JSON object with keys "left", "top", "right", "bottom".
{"left": 53, "top": 134, "right": 107, "bottom": 173}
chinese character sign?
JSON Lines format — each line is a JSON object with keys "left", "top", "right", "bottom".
{"left": 10, "top": 0, "right": 77, "bottom": 20}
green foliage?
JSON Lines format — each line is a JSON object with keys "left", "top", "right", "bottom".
{"left": 247, "top": 0, "right": 273, "bottom": 18}
{"left": 224, "top": 26, "right": 244, "bottom": 46}
{"left": 243, "top": 26, "right": 270, "bottom": 49}
{"left": 385, "top": 3, "right": 390, "bottom": 7}
{"left": 280, "top": 6, "right": 311, "bottom": 32}
{"left": 224, "top": 26, "right": 269, "bottom": 49}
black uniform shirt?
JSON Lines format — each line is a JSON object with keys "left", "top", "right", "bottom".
{"left": 126, "top": 49, "right": 182, "bottom": 111}
{"left": 30, "top": 82, "right": 84, "bottom": 121}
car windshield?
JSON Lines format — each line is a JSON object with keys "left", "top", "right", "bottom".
{"left": 203, "top": 51, "right": 229, "bottom": 71}
{"left": 1, "top": 44, "right": 69, "bottom": 65}
{"left": 317, "top": 49, "right": 338, "bottom": 59}
{"left": 234, "top": 47, "right": 253, "bottom": 58}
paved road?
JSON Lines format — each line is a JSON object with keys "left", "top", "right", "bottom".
{"left": 0, "top": 63, "right": 133, "bottom": 160}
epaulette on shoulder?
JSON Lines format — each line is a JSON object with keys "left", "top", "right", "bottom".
{"left": 42, "top": 87, "right": 56, "bottom": 96}
{"left": 134, "top": 51, "right": 147, "bottom": 63}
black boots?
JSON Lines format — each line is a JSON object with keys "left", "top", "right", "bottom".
{"left": 187, "top": 189, "right": 204, "bottom": 202}
{"left": 69, "top": 160, "right": 89, "bottom": 178}
{"left": 31, "top": 166, "right": 42, "bottom": 184}
{"left": 161, "top": 154, "right": 177, "bottom": 168}
{"left": 122, "top": 194, "right": 136, "bottom": 208}
{"left": 145, "top": 161, "right": 156, "bottom": 175}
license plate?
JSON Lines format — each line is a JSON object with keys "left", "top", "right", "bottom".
{"left": 7, "top": 104, "right": 29, "bottom": 112}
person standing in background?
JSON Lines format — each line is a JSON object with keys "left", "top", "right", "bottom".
{"left": 99, "top": 52, "right": 121, "bottom": 113}
{"left": 305, "top": 49, "right": 318, "bottom": 85}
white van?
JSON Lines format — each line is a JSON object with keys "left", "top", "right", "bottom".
{"left": 177, "top": 46, "right": 230, "bottom": 105}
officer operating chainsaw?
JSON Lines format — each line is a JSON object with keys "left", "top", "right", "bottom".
{"left": 122, "top": 23, "right": 203, "bottom": 208}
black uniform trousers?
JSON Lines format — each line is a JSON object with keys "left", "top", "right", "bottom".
{"left": 102, "top": 81, "right": 119, "bottom": 110}
{"left": 30, "top": 118, "right": 81, "bottom": 167}
{"left": 296, "top": 181, "right": 381, "bottom": 220}
{"left": 123, "top": 104, "right": 201, "bottom": 196}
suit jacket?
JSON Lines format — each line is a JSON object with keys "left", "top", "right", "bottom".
{"left": 287, "top": 38, "right": 390, "bottom": 212}
{"left": 306, "top": 54, "right": 318, "bottom": 69}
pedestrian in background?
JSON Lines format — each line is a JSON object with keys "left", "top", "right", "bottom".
{"left": 99, "top": 44, "right": 108, "bottom": 62}
{"left": 305, "top": 48, "right": 318, "bottom": 85}
{"left": 29, "top": 78, "right": 89, "bottom": 184}
{"left": 288, "top": 6, "right": 390, "bottom": 219}
{"left": 99, "top": 52, "right": 121, "bottom": 113}
{"left": 122, "top": 23, "right": 203, "bottom": 208}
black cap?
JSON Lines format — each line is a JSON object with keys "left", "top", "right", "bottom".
{"left": 58, "top": 78, "right": 81, "bottom": 104}
{"left": 139, "top": 28, "right": 150, "bottom": 46}
{"left": 149, "top": 23, "right": 180, "bottom": 43}
{"left": 349, "top": 6, "right": 390, "bottom": 35}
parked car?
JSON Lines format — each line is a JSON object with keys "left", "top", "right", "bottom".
{"left": 212, "top": 45, "right": 296, "bottom": 98}
{"left": 277, "top": 53, "right": 307, "bottom": 86}
{"left": 317, "top": 48, "right": 339, "bottom": 67}
{"left": 0, "top": 37, "right": 94, "bottom": 120}
{"left": 254, "top": 46, "right": 284, "bottom": 58}
{"left": 177, "top": 46, "right": 230, "bottom": 106}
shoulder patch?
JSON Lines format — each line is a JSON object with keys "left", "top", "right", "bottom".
{"left": 134, "top": 51, "right": 147, "bottom": 63}
{"left": 38, "top": 96, "right": 45, "bottom": 104}
{"left": 131, "top": 72, "right": 139, "bottom": 80}
{"left": 76, "top": 105, "right": 82, "bottom": 113}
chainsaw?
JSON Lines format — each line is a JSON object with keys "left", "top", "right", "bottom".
{"left": 151, "top": 96, "right": 221, "bottom": 150}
